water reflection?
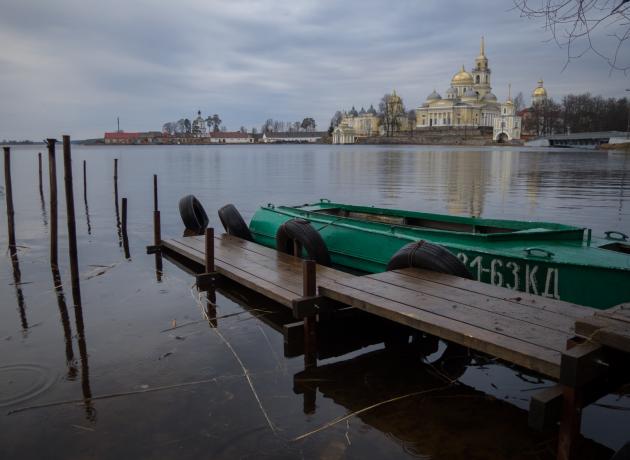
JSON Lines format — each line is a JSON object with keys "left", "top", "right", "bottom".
{"left": 50, "top": 265, "right": 77, "bottom": 379}
{"left": 293, "top": 346, "right": 612, "bottom": 459}
{"left": 1, "top": 145, "right": 628, "bottom": 458}
{"left": 83, "top": 160, "right": 91, "bottom": 235}
{"left": 9, "top": 251, "right": 28, "bottom": 332}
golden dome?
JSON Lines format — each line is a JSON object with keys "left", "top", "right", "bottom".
{"left": 533, "top": 79, "right": 547, "bottom": 97}
{"left": 533, "top": 87, "right": 547, "bottom": 97}
{"left": 451, "top": 65, "right": 474, "bottom": 85}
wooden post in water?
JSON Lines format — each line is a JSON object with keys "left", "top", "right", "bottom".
{"left": 3, "top": 147, "right": 16, "bottom": 254}
{"left": 121, "top": 197, "right": 128, "bottom": 233}
{"left": 47, "top": 139, "right": 58, "bottom": 267}
{"left": 38, "top": 152, "right": 43, "bottom": 196}
{"left": 153, "top": 174, "right": 158, "bottom": 212}
{"left": 62, "top": 135, "right": 82, "bottom": 313}
{"left": 114, "top": 158, "right": 121, "bottom": 244}
{"left": 205, "top": 227, "right": 214, "bottom": 273}
{"left": 153, "top": 210, "right": 161, "bottom": 246}
{"left": 83, "top": 160, "right": 87, "bottom": 203}
{"left": 205, "top": 227, "right": 217, "bottom": 326}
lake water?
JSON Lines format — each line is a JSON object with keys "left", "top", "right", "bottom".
{"left": 1, "top": 144, "right": 629, "bottom": 459}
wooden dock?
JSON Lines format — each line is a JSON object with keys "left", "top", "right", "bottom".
{"left": 162, "top": 233, "right": 589, "bottom": 379}
{"left": 154, "top": 231, "right": 630, "bottom": 460}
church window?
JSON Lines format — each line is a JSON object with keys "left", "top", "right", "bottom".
{"left": 475, "top": 75, "right": 480, "bottom": 84}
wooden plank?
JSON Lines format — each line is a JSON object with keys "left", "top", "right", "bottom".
{"left": 333, "top": 275, "right": 570, "bottom": 353}
{"left": 185, "top": 234, "right": 354, "bottom": 283}
{"left": 162, "top": 239, "right": 299, "bottom": 307}
{"left": 368, "top": 270, "right": 578, "bottom": 334}
{"left": 175, "top": 236, "right": 351, "bottom": 298}
{"left": 559, "top": 342, "right": 606, "bottom": 387}
{"left": 595, "top": 303, "right": 630, "bottom": 325}
{"left": 394, "top": 267, "right": 590, "bottom": 320}
{"left": 319, "top": 282, "right": 562, "bottom": 378}
{"left": 575, "top": 316, "right": 630, "bottom": 353}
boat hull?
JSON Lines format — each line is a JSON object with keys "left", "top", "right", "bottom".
{"left": 249, "top": 204, "right": 630, "bottom": 310}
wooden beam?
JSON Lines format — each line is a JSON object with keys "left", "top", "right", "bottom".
{"left": 195, "top": 272, "right": 221, "bottom": 292}
{"left": 529, "top": 385, "right": 564, "bottom": 432}
{"left": 559, "top": 342, "right": 606, "bottom": 387}
{"left": 292, "top": 295, "right": 324, "bottom": 319}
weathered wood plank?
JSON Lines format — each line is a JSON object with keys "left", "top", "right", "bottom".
{"left": 595, "top": 303, "right": 630, "bottom": 325}
{"left": 368, "top": 270, "right": 578, "bottom": 334}
{"left": 185, "top": 234, "right": 354, "bottom": 283}
{"left": 332, "top": 275, "right": 570, "bottom": 353}
{"left": 394, "top": 267, "right": 590, "bottom": 320}
{"left": 319, "top": 282, "right": 562, "bottom": 378}
{"left": 176, "top": 235, "right": 351, "bottom": 298}
{"left": 575, "top": 316, "right": 630, "bottom": 353}
{"left": 176, "top": 238, "right": 305, "bottom": 295}
{"left": 162, "top": 239, "right": 299, "bottom": 307}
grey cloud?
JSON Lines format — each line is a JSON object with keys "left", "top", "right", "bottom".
{"left": 0, "top": 0, "right": 628, "bottom": 139}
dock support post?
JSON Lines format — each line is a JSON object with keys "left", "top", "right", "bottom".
{"left": 195, "top": 227, "right": 219, "bottom": 294}
{"left": 153, "top": 210, "right": 161, "bottom": 246}
{"left": 192, "top": 227, "right": 217, "bottom": 324}
{"left": 153, "top": 174, "right": 158, "bottom": 212}
{"left": 205, "top": 227, "right": 214, "bottom": 273}
{"left": 302, "top": 260, "right": 317, "bottom": 364}
{"left": 556, "top": 342, "right": 606, "bottom": 460}
{"left": 145, "top": 174, "right": 163, "bottom": 278}
{"left": 302, "top": 259, "right": 317, "bottom": 413}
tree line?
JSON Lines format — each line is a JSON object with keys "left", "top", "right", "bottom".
{"left": 162, "top": 114, "right": 224, "bottom": 135}
{"left": 524, "top": 93, "right": 629, "bottom": 136}
{"left": 260, "top": 117, "right": 317, "bottom": 133}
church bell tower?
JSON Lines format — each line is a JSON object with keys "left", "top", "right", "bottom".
{"left": 472, "top": 36, "right": 492, "bottom": 97}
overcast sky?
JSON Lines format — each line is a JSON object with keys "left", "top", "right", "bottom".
{"left": 1, "top": 0, "right": 628, "bottom": 140}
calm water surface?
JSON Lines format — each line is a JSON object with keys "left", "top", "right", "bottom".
{"left": 1, "top": 144, "right": 629, "bottom": 459}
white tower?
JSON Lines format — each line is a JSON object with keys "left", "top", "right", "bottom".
{"left": 471, "top": 36, "right": 492, "bottom": 98}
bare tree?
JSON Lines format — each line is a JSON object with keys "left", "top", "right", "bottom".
{"left": 301, "top": 117, "right": 316, "bottom": 131}
{"left": 513, "top": 92, "right": 525, "bottom": 112}
{"left": 513, "top": 0, "right": 630, "bottom": 71}
{"left": 206, "top": 114, "right": 222, "bottom": 133}
{"left": 261, "top": 119, "right": 274, "bottom": 133}
{"left": 330, "top": 111, "right": 343, "bottom": 128}
{"left": 378, "top": 93, "right": 406, "bottom": 137}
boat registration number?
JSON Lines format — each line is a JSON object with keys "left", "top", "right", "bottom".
{"left": 456, "top": 253, "right": 560, "bottom": 300}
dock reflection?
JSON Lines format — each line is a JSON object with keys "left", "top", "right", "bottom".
{"left": 292, "top": 346, "right": 612, "bottom": 459}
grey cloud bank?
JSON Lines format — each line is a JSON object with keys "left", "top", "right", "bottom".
{"left": 0, "top": 0, "right": 628, "bottom": 140}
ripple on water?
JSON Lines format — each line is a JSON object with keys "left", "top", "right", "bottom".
{"left": 0, "top": 363, "right": 57, "bottom": 407}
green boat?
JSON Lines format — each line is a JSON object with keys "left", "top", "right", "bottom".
{"left": 245, "top": 200, "right": 630, "bottom": 310}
